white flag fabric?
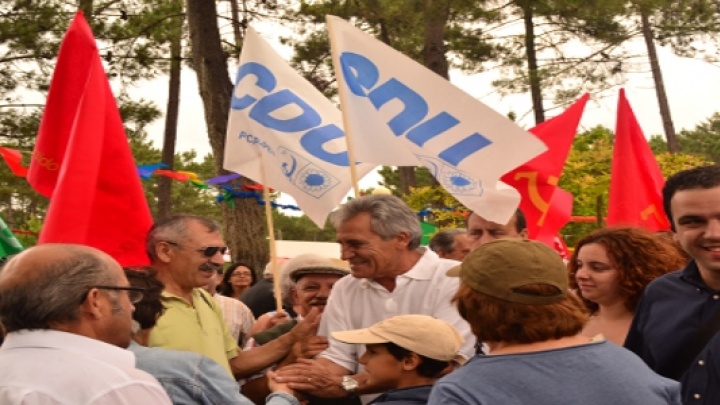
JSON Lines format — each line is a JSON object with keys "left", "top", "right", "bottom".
{"left": 327, "top": 16, "right": 547, "bottom": 223}
{"left": 224, "top": 28, "right": 375, "bottom": 227}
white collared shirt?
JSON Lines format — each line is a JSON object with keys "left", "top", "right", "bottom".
{"left": 318, "top": 247, "right": 475, "bottom": 373}
{"left": 0, "top": 329, "right": 171, "bottom": 404}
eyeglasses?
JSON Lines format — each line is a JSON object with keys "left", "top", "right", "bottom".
{"left": 231, "top": 272, "right": 252, "bottom": 277}
{"left": 165, "top": 241, "right": 228, "bottom": 258}
{"left": 91, "top": 285, "right": 145, "bottom": 304}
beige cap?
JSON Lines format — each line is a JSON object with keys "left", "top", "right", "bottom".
{"left": 284, "top": 254, "right": 350, "bottom": 282}
{"left": 447, "top": 239, "right": 567, "bottom": 305}
{"left": 331, "top": 315, "right": 463, "bottom": 362}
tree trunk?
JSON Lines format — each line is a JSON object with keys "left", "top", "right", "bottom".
{"left": 423, "top": 0, "right": 450, "bottom": 80}
{"left": 185, "top": 0, "right": 268, "bottom": 270}
{"left": 157, "top": 1, "right": 184, "bottom": 220}
{"left": 229, "top": 0, "right": 244, "bottom": 61}
{"left": 641, "top": 11, "right": 679, "bottom": 153}
{"left": 522, "top": 2, "right": 545, "bottom": 124}
{"left": 78, "top": 0, "right": 93, "bottom": 19}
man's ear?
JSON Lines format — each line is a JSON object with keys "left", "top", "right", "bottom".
{"left": 402, "top": 352, "right": 422, "bottom": 371}
{"left": 155, "top": 242, "right": 175, "bottom": 264}
{"left": 290, "top": 287, "right": 299, "bottom": 305}
{"left": 520, "top": 228, "right": 529, "bottom": 239}
{"left": 394, "top": 231, "right": 411, "bottom": 249}
{"left": 80, "top": 288, "right": 105, "bottom": 320}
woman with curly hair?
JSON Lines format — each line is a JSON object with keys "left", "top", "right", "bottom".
{"left": 219, "top": 262, "right": 257, "bottom": 300}
{"left": 568, "top": 227, "right": 687, "bottom": 345}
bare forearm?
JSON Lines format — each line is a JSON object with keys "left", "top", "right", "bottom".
{"left": 231, "top": 333, "right": 295, "bottom": 377}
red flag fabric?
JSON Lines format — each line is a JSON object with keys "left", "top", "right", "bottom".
{"left": 0, "top": 147, "right": 28, "bottom": 177}
{"left": 502, "top": 94, "right": 589, "bottom": 247}
{"left": 27, "top": 12, "right": 152, "bottom": 266}
{"left": 607, "top": 89, "right": 669, "bottom": 231}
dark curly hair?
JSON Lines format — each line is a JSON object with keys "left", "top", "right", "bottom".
{"left": 568, "top": 227, "right": 688, "bottom": 314}
{"left": 125, "top": 268, "right": 165, "bottom": 330}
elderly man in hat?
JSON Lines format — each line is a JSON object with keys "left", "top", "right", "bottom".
{"left": 241, "top": 254, "right": 350, "bottom": 403}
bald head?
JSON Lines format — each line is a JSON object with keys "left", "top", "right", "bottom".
{"left": 0, "top": 244, "right": 117, "bottom": 333}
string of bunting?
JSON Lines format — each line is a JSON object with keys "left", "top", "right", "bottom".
{"left": 1, "top": 154, "right": 472, "bottom": 218}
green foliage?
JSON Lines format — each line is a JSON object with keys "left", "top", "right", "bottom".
{"left": 376, "top": 166, "right": 435, "bottom": 194}
{"left": 272, "top": 210, "right": 336, "bottom": 241}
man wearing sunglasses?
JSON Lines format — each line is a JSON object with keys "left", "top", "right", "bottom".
{"left": 146, "top": 214, "right": 319, "bottom": 379}
{"left": 0, "top": 244, "right": 171, "bottom": 404}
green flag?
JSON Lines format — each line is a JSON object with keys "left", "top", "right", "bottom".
{"left": 0, "top": 216, "right": 23, "bottom": 259}
{"left": 420, "top": 221, "right": 438, "bottom": 246}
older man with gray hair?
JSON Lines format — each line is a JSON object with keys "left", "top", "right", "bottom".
{"left": 429, "top": 228, "right": 471, "bottom": 261}
{"left": 145, "top": 214, "right": 318, "bottom": 379}
{"left": 275, "top": 195, "right": 474, "bottom": 402}
{"left": 0, "top": 244, "right": 171, "bottom": 404}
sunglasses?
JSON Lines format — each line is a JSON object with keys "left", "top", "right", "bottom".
{"left": 86, "top": 285, "right": 146, "bottom": 304}
{"left": 165, "top": 242, "right": 228, "bottom": 258}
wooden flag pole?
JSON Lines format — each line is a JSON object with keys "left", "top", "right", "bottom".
{"left": 259, "top": 160, "right": 283, "bottom": 313}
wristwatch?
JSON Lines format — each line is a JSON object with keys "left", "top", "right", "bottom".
{"left": 341, "top": 375, "right": 359, "bottom": 397}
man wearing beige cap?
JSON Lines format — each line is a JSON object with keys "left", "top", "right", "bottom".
{"left": 428, "top": 239, "right": 681, "bottom": 405}
{"left": 330, "top": 315, "right": 463, "bottom": 405}
{"left": 242, "top": 254, "right": 350, "bottom": 403}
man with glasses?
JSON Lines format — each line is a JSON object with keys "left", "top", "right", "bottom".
{"left": 146, "top": 214, "right": 319, "bottom": 379}
{"left": 0, "top": 244, "right": 171, "bottom": 404}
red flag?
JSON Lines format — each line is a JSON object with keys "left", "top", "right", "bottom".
{"left": 0, "top": 147, "right": 28, "bottom": 177}
{"left": 607, "top": 89, "right": 669, "bottom": 231}
{"left": 27, "top": 13, "right": 152, "bottom": 266}
{"left": 502, "top": 94, "right": 589, "bottom": 247}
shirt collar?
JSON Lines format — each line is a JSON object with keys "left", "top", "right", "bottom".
{"left": 681, "top": 260, "right": 720, "bottom": 292}
{"left": 2, "top": 329, "right": 135, "bottom": 369}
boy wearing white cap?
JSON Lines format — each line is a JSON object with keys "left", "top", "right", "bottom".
{"left": 331, "top": 315, "right": 463, "bottom": 405}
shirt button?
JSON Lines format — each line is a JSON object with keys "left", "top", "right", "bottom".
{"left": 713, "top": 294, "right": 720, "bottom": 300}
{"left": 698, "top": 359, "right": 706, "bottom": 366}
{"left": 694, "top": 393, "right": 702, "bottom": 400}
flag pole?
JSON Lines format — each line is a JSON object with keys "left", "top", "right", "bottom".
{"left": 327, "top": 16, "right": 360, "bottom": 197}
{"left": 259, "top": 159, "right": 284, "bottom": 313}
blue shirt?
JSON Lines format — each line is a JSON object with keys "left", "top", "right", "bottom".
{"left": 129, "top": 342, "right": 298, "bottom": 405}
{"left": 428, "top": 341, "right": 679, "bottom": 405}
{"left": 624, "top": 260, "right": 720, "bottom": 380}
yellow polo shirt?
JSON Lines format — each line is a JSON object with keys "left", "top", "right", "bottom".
{"left": 148, "top": 288, "right": 238, "bottom": 375}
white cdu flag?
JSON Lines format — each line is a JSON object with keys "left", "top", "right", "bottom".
{"left": 224, "top": 27, "right": 375, "bottom": 227}
{"left": 326, "top": 16, "right": 547, "bottom": 223}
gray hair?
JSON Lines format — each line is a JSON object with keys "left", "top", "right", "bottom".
{"left": 146, "top": 214, "right": 221, "bottom": 261}
{"left": 429, "top": 228, "right": 467, "bottom": 255}
{"left": 0, "top": 248, "right": 115, "bottom": 332}
{"left": 330, "top": 195, "right": 422, "bottom": 249}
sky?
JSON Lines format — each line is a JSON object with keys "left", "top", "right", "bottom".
{"left": 130, "top": 30, "right": 720, "bottom": 198}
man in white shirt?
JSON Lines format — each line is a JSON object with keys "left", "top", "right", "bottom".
{"left": 275, "top": 195, "right": 474, "bottom": 402}
{"left": 0, "top": 244, "right": 171, "bottom": 404}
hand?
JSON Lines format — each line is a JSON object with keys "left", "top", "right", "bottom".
{"left": 288, "top": 307, "right": 321, "bottom": 342}
{"left": 273, "top": 358, "right": 346, "bottom": 398}
{"left": 268, "top": 311, "right": 292, "bottom": 328}
{"left": 293, "top": 335, "right": 329, "bottom": 360}
{"left": 267, "top": 370, "right": 295, "bottom": 396}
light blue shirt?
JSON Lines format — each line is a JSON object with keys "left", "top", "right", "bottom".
{"left": 129, "top": 342, "right": 298, "bottom": 405}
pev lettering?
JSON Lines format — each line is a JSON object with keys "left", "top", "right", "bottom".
{"left": 231, "top": 62, "right": 350, "bottom": 166}
{"left": 339, "top": 52, "right": 492, "bottom": 166}
{"left": 32, "top": 150, "right": 59, "bottom": 171}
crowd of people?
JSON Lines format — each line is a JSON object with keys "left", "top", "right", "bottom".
{"left": 1, "top": 164, "right": 720, "bottom": 404}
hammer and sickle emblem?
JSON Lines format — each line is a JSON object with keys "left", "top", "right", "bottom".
{"left": 641, "top": 204, "right": 665, "bottom": 223}
{"left": 514, "top": 171, "right": 557, "bottom": 226}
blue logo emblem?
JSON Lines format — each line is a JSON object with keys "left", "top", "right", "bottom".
{"left": 417, "top": 155, "right": 483, "bottom": 196}
{"left": 278, "top": 147, "right": 340, "bottom": 198}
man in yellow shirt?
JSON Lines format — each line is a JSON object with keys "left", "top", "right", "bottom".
{"left": 146, "top": 214, "right": 318, "bottom": 378}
